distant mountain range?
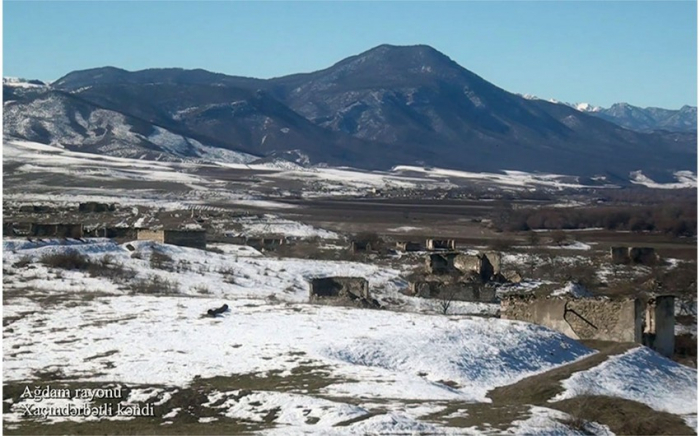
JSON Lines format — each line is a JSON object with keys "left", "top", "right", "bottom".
{"left": 520, "top": 94, "right": 696, "bottom": 133}
{"left": 4, "top": 44, "right": 697, "bottom": 182}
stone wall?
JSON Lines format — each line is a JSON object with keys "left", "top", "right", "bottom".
{"left": 136, "top": 229, "right": 165, "bottom": 243}
{"left": 501, "top": 294, "right": 675, "bottom": 356}
{"left": 164, "top": 230, "right": 207, "bottom": 249}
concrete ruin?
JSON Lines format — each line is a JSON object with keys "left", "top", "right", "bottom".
{"left": 164, "top": 229, "right": 207, "bottom": 249}
{"left": 245, "top": 237, "right": 285, "bottom": 251}
{"left": 408, "top": 280, "right": 497, "bottom": 303}
{"left": 501, "top": 294, "right": 675, "bottom": 357}
{"left": 18, "top": 205, "right": 54, "bottom": 213}
{"left": 308, "top": 277, "right": 379, "bottom": 308}
{"left": 78, "top": 202, "right": 116, "bottom": 213}
{"left": 350, "top": 241, "right": 373, "bottom": 254}
{"left": 426, "top": 239, "right": 456, "bottom": 251}
{"left": 425, "top": 252, "right": 460, "bottom": 274}
{"left": 396, "top": 241, "right": 423, "bottom": 252}
{"left": 610, "top": 246, "right": 659, "bottom": 265}
{"left": 136, "top": 229, "right": 165, "bottom": 243}
{"left": 30, "top": 223, "right": 83, "bottom": 239}
{"left": 425, "top": 251, "right": 498, "bottom": 282}
{"left": 453, "top": 253, "right": 495, "bottom": 281}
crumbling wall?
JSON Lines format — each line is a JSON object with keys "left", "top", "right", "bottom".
{"left": 309, "top": 277, "right": 370, "bottom": 300}
{"left": 610, "top": 246, "right": 659, "bottom": 265}
{"left": 78, "top": 202, "right": 116, "bottom": 213}
{"left": 396, "top": 241, "right": 422, "bottom": 252}
{"left": 30, "top": 223, "right": 83, "bottom": 239}
{"left": 244, "top": 237, "right": 285, "bottom": 251}
{"left": 501, "top": 295, "right": 675, "bottom": 356}
{"left": 164, "top": 230, "right": 206, "bottom": 249}
{"left": 642, "top": 296, "right": 675, "bottom": 357}
{"left": 484, "top": 252, "right": 501, "bottom": 275}
{"left": 107, "top": 227, "right": 137, "bottom": 239}
{"left": 454, "top": 254, "right": 494, "bottom": 281}
{"left": 3, "top": 222, "right": 14, "bottom": 237}
{"left": 136, "top": 229, "right": 165, "bottom": 243}
{"left": 408, "top": 280, "right": 497, "bottom": 303}
{"left": 350, "top": 241, "right": 373, "bottom": 254}
{"left": 425, "top": 252, "right": 459, "bottom": 274}
{"left": 610, "top": 247, "right": 630, "bottom": 264}
{"left": 426, "top": 239, "right": 456, "bottom": 251}
{"left": 629, "top": 247, "right": 658, "bottom": 265}
{"left": 501, "top": 296, "right": 638, "bottom": 342}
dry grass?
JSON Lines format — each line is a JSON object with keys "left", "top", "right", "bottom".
{"left": 554, "top": 395, "right": 695, "bottom": 436}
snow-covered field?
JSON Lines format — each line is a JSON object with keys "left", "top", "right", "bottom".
{"left": 4, "top": 238, "right": 599, "bottom": 433}
{"left": 231, "top": 215, "right": 341, "bottom": 240}
{"left": 3, "top": 238, "right": 697, "bottom": 433}
{"left": 630, "top": 170, "right": 697, "bottom": 189}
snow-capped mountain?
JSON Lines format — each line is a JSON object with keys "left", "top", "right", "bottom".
{"left": 4, "top": 44, "right": 696, "bottom": 180}
{"left": 516, "top": 93, "right": 694, "bottom": 132}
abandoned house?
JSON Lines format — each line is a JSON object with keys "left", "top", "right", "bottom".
{"left": 308, "top": 277, "right": 379, "bottom": 308}
{"left": 425, "top": 252, "right": 460, "bottom": 274}
{"left": 350, "top": 240, "right": 373, "bottom": 254}
{"left": 78, "top": 202, "right": 116, "bottom": 213}
{"left": 164, "top": 229, "right": 207, "bottom": 249}
{"left": 105, "top": 227, "right": 137, "bottom": 239}
{"left": 425, "top": 251, "right": 499, "bottom": 282}
{"left": 136, "top": 228, "right": 166, "bottom": 243}
{"left": 396, "top": 241, "right": 423, "bottom": 252}
{"left": 30, "top": 223, "right": 83, "bottom": 239}
{"left": 18, "top": 204, "right": 54, "bottom": 214}
{"left": 610, "top": 246, "right": 659, "bottom": 265}
{"left": 500, "top": 294, "right": 675, "bottom": 357}
{"left": 426, "top": 239, "right": 456, "bottom": 251}
{"left": 453, "top": 253, "right": 497, "bottom": 282}
{"left": 245, "top": 237, "right": 285, "bottom": 251}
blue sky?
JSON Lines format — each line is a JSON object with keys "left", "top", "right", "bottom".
{"left": 3, "top": 1, "right": 697, "bottom": 108}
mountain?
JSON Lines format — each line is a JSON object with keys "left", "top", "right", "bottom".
{"left": 4, "top": 44, "right": 696, "bottom": 180}
{"left": 567, "top": 101, "right": 695, "bottom": 133}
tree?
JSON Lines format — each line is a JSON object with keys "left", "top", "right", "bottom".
{"left": 527, "top": 231, "right": 540, "bottom": 246}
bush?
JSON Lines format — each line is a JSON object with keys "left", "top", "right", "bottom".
{"left": 130, "top": 275, "right": 179, "bottom": 295}
{"left": 150, "top": 250, "right": 174, "bottom": 271}
{"left": 12, "top": 255, "right": 33, "bottom": 268}
{"left": 40, "top": 250, "right": 91, "bottom": 270}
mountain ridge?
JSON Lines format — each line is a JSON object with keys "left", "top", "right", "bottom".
{"left": 4, "top": 44, "right": 696, "bottom": 182}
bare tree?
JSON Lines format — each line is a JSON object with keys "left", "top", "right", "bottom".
{"left": 527, "top": 231, "right": 540, "bottom": 246}
{"left": 438, "top": 288, "right": 456, "bottom": 315}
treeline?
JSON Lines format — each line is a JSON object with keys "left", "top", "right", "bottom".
{"left": 492, "top": 203, "right": 697, "bottom": 237}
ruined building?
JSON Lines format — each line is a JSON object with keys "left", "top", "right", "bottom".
{"left": 501, "top": 294, "right": 675, "bottom": 357}
{"left": 308, "top": 277, "right": 379, "bottom": 308}
{"left": 610, "top": 246, "right": 659, "bottom": 265}
{"left": 426, "top": 239, "right": 456, "bottom": 251}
